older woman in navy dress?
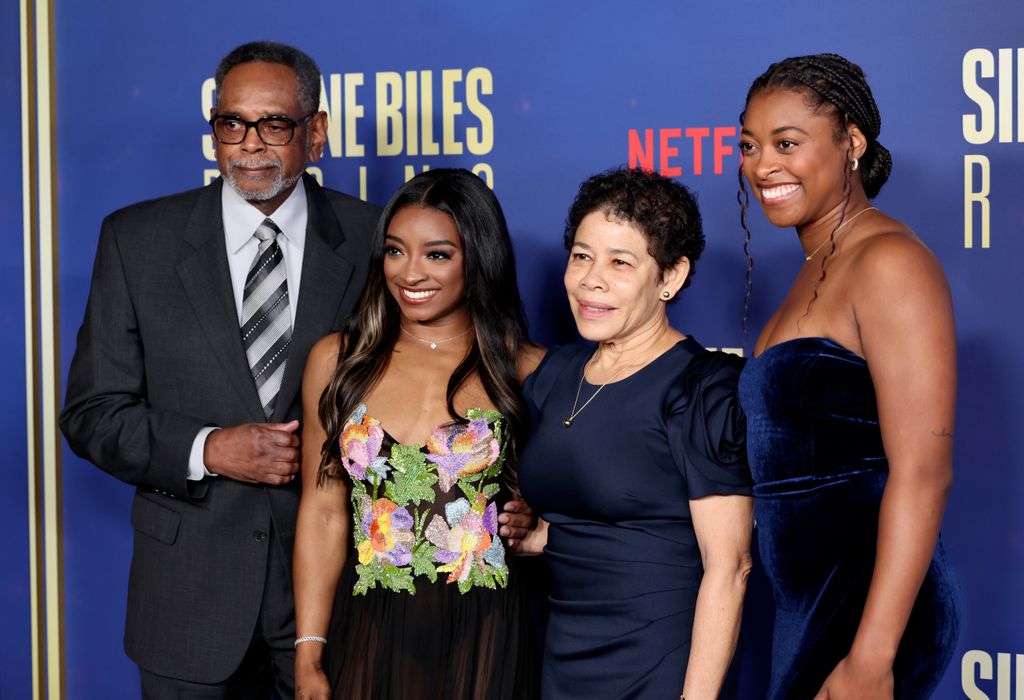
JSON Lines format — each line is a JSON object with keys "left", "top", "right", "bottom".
{"left": 518, "top": 168, "right": 754, "bottom": 700}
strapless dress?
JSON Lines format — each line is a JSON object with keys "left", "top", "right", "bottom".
{"left": 738, "top": 337, "right": 960, "bottom": 699}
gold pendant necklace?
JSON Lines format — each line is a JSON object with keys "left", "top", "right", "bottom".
{"left": 563, "top": 361, "right": 627, "bottom": 428}
{"left": 400, "top": 325, "right": 472, "bottom": 350}
{"left": 804, "top": 206, "right": 878, "bottom": 262}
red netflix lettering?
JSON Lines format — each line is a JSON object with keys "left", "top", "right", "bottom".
{"left": 627, "top": 127, "right": 738, "bottom": 177}
{"left": 628, "top": 129, "right": 654, "bottom": 172}
{"left": 685, "top": 127, "right": 709, "bottom": 175}
{"left": 659, "top": 128, "right": 682, "bottom": 177}
{"left": 714, "top": 127, "right": 736, "bottom": 175}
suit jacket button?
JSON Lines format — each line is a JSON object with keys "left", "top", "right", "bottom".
{"left": 253, "top": 530, "right": 268, "bottom": 543}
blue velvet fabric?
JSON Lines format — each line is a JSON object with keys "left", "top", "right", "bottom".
{"left": 738, "top": 337, "right": 960, "bottom": 699}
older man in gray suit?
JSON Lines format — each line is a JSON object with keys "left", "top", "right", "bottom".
{"left": 60, "top": 41, "right": 378, "bottom": 698}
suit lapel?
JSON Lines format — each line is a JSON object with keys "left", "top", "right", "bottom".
{"left": 271, "top": 176, "right": 358, "bottom": 422}
{"left": 176, "top": 180, "right": 266, "bottom": 423}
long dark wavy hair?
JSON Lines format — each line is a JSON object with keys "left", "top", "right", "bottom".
{"left": 738, "top": 53, "right": 893, "bottom": 334}
{"left": 317, "top": 168, "right": 530, "bottom": 491}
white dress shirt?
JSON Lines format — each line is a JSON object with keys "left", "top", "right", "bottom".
{"left": 187, "top": 179, "right": 308, "bottom": 480}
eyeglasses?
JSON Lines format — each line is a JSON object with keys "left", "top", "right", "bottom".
{"left": 208, "top": 112, "right": 316, "bottom": 146}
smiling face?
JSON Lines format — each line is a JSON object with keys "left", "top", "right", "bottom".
{"left": 739, "top": 88, "right": 863, "bottom": 229}
{"left": 213, "top": 61, "right": 326, "bottom": 215}
{"left": 384, "top": 205, "right": 468, "bottom": 328}
{"left": 564, "top": 211, "right": 686, "bottom": 344}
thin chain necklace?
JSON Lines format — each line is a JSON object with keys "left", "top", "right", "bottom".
{"left": 804, "top": 206, "right": 878, "bottom": 262}
{"left": 400, "top": 325, "right": 472, "bottom": 350}
{"left": 563, "top": 359, "right": 628, "bottom": 428}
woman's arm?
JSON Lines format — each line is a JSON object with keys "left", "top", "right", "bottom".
{"left": 815, "top": 235, "right": 956, "bottom": 700}
{"left": 681, "top": 493, "right": 754, "bottom": 699}
{"left": 293, "top": 334, "right": 352, "bottom": 700}
{"left": 499, "top": 342, "right": 549, "bottom": 548}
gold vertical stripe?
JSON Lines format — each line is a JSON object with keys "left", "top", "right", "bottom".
{"left": 20, "top": 0, "right": 44, "bottom": 699}
{"left": 35, "top": 0, "right": 65, "bottom": 696}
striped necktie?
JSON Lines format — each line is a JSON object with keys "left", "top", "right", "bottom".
{"left": 241, "top": 218, "right": 291, "bottom": 419}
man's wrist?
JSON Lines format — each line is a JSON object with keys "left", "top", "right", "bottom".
{"left": 189, "top": 426, "right": 220, "bottom": 480}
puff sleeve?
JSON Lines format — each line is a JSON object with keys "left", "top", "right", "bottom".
{"left": 667, "top": 351, "right": 753, "bottom": 499}
{"left": 521, "top": 344, "right": 580, "bottom": 414}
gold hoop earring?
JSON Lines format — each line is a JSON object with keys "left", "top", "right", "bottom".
{"left": 851, "top": 158, "right": 859, "bottom": 172}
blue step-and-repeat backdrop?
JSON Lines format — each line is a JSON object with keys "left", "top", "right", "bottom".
{"left": 4, "top": 1, "right": 1023, "bottom": 697}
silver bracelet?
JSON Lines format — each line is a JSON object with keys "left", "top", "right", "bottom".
{"left": 294, "top": 635, "right": 328, "bottom": 647}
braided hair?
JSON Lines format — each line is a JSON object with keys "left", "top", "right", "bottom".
{"left": 742, "top": 53, "right": 892, "bottom": 198}
{"left": 737, "top": 54, "right": 893, "bottom": 339}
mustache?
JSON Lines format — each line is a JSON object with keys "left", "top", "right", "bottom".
{"left": 228, "top": 157, "right": 282, "bottom": 171}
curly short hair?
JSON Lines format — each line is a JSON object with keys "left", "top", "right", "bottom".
{"left": 564, "top": 167, "right": 705, "bottom": 289}
{"left": 215, "top": 40, "right": 322, "bottom": 115}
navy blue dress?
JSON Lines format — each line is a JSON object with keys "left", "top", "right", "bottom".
{"left": 738, "top": 337, "right": 960, "bottom": 699}
{"left": 518, "top": 338, "right": 752, "bottom": 699}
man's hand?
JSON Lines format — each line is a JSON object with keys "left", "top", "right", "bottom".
{"left": 498, "top": 497, "right": 538, "bottom": 548}
{"left": 203, "top": 420, "right": 300, "bottom": 485}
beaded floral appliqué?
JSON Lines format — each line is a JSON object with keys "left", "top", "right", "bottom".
{"left": 341, "top": 404, "right": 509, "bottom": 595}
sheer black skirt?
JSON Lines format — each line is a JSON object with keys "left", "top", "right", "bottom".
{"left": 324, "top": 556, "right": 539, "bottom": 699}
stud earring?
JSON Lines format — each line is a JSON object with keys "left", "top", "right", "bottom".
{"left": 851, "top": 158, "right": 859, "bottom": 172}
{"left": 661, "top": 290, "right": 671, "bottom": 300}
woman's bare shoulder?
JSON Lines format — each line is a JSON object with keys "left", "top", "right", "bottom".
{"left": 517, "top": 341, "right": 547, "bottom": 382}
{"left": 850, "top": 226, "right": 948, "bottom": 299}
{"left": 305, "top": 332, "right": 344, "bottom": 383}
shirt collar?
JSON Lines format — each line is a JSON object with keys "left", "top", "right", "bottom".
{"left": 222, "top": 177, "right": 307, "bottom": 255}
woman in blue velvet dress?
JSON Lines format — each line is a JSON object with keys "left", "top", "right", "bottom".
{"left": 736, "top": 54, "right": 960, "bottom": 699}
{"left": 518, "top": 168, "right": 754, "bottom": 699}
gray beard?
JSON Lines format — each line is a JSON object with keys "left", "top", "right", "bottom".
{"left": 224, "top": 161, "right": 302, "bottom": 202}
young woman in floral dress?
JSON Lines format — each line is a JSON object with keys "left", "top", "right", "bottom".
{"left": 292, "top": 169, "right": 543, "bottom": 700}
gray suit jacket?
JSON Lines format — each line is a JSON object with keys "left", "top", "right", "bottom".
{"left": 60, "top": 175, "right": 379, "bottom": 683}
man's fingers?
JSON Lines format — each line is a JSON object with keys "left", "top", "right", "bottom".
{"left": 257, "top": 467, "right": 298, "bottom": 485}
{"left": 277, "top": 433, "right": 300, "bottom": 448}
{"left": 259, "top": 474, "right": 290, "bottom": 486}
{"left": 263, "top": 427, "right": 300, "bottom": 448}
{"left": 275, "top": 459, "right": 300, "bottom": 475}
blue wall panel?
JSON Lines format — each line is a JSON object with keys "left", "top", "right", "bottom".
{"left": 1, "top": 1, "right": 31, "bottom": 697}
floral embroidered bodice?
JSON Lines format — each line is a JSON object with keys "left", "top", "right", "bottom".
{"left": 339, "top": 403, "right": 510, "bottom": 595}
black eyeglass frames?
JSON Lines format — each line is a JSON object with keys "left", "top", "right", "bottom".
{"left": 208, "top": 112, "right": 316, "bottom": 146}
